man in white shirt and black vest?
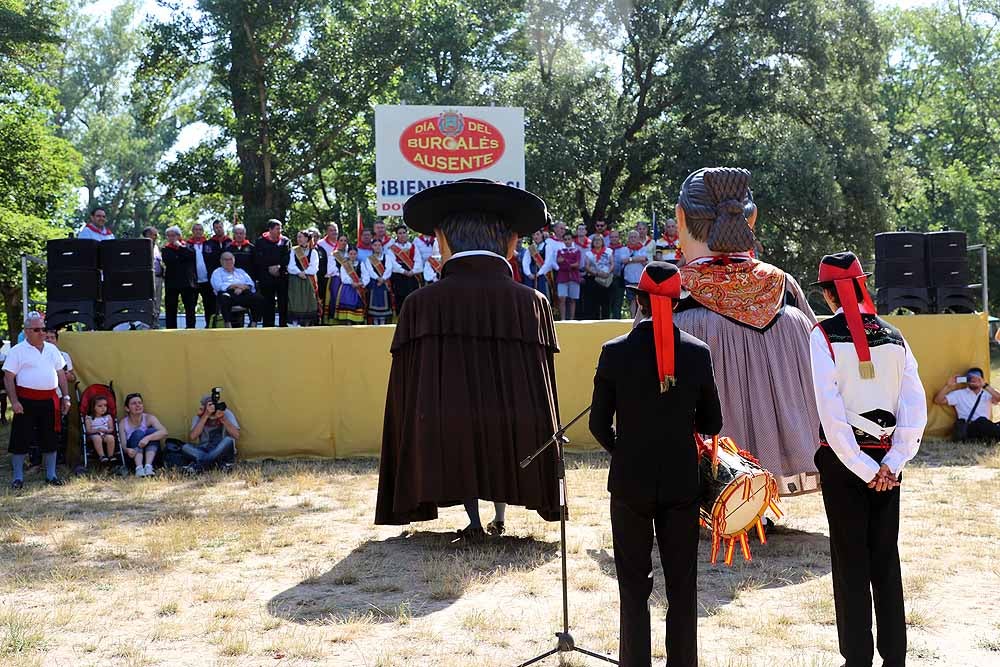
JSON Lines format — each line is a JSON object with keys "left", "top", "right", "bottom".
{"left": 3, "top": 313, "right": 71, "bottom": 490}
{"left": 809, "top": 251, "right": 927, "bottom": 667}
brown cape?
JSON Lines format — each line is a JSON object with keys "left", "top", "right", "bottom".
{"left": 374, "top": 254, "right": 562, "bottom": 524}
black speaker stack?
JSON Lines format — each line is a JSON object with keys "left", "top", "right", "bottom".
{"left": 874, "top": 230, "right": 977, "bottom": 314}
{"left": 45, "top": 238, "right": 156, "bottom": 330}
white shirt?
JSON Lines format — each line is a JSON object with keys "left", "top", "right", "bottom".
{"left": 192, "top": 241, "right": 208, "bottom": 282}
{"left": 585, "top": 248, "right": 614, "bottom": 275}
{"left": 317, "top": 238, "right": 340, "bottom": 276}
{"left": 946, "top": 387, "right": 995, "bottom": 422}
{"left": 388, "top": 242, "right": 424, "bottom": 275}
{"left": 1, "top": 341, "right": 65, "bottom": 391}
{"left": 77, "top": 225, "right": 115, "bottom": 242}
{"left": 621, "top": 246, "right": 649, "bottom": 285}
{"left": 423, "top": 255, "right": 442, "bottom": 283}
{"left": 361, "top": 253, "right": 395, "bottom": 283}
{"left": 210, "top": 267, "right": 256, "bottom": 294}
{"left": 413, "top": 236, "right": 439, "bottom": 263}
{"left": 522, "top": 240, "right": 558, "bottom": 278}
{"left": 339, "top": 262, "right": 365, "bottom": 286}
{"left": 809, "top": 310, "right": 926, "bottom": 480}
{"left": 287, "top": 248, "right": 319, "bottom": 276}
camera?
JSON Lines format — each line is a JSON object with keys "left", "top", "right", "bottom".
{"left": 210, "top": 387, "right": 227, "bottom": 413}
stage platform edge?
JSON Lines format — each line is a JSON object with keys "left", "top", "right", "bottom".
{"left": 59, "top": 313, "right": 991, "bottom": 459}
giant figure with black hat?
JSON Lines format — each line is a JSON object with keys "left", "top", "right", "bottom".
{"left": 809, "top": 251, "right": 926, "bottom": 667}
{"left": 374, "top": 179, "right": 561, "bottom": 537}
{"left": 589, "top": 261, "right": 722, "bottom": 667}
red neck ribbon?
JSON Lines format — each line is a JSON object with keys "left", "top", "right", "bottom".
{"left": 637, "top": 271, "right": 682, "bottom": 392}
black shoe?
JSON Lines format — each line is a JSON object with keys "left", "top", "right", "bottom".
{"left": 181, "top": 464, "right": 200, "bottom": 476}
{"left": 46, "top": 477, "right": 66, "bottom": 487}
{"left": 219, "top": 462, "right": 235, "bottom": 474}
{"left": 485, "top": 520, "right": 505, "bottom": 536}
{"left": 10, "top": 479, "right": 23, "bottom": 491}
{"left": 456, "top": 526, "right": 486, "bottom": 543}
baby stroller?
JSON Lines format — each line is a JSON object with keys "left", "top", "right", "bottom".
{"left": 76, "top": 382, "right": 127, "bottom": 474}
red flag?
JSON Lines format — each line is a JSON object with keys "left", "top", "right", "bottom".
{"left": 356, "top": 206, "right": 363, "bottom": 243}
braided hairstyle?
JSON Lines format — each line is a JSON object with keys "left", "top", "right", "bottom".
{"left": 678, "top": 167, "right": 757, "bottom": 253}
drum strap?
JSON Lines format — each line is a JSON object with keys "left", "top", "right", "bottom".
{"left": 845, "top": 411, "right": 896, "bottom": 441}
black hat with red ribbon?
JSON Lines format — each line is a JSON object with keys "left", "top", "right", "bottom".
{"left": 813, "top": 251, "right": 877, "bottom": 379}
{"left": 626, "top": 262, "right": 682, "bottom": 392}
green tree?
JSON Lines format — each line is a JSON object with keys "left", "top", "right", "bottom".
{"left": 881, "top": 0, "right": 1000, "bottom": 312}
{"left": 0, "top": 0, "right": 82, "bottom": 340}
{"left": 140, "top": 0, "right": 417, "bottom": 236}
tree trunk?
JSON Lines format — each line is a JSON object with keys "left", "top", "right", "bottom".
{"left": 1, "top": 285, "right": 22, "bottom": 342}
{"left": 227, "top": 8, "right": 285, "bottom": 238}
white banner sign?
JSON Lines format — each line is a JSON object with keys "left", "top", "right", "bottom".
{"left": 374, "top": 105, "right": 525, "bottom": 216}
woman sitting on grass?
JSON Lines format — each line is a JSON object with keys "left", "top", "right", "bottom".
{"left": 84, "top": 396, "right": 117, "bottom": 465}
{"left": 119, "top": 393, "right": 168, "bottom": 478}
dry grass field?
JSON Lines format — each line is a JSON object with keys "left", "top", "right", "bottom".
{"left": 1, "top": 420, "right": 998, "bottom": 667}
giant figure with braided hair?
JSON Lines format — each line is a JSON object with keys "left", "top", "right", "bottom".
{"left": 672, "top": 167, "right": 821, "bottom": 497}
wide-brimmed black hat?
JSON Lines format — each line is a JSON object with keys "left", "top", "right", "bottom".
{"left": 403, "top": 179, "right": 549, "bottom": 236}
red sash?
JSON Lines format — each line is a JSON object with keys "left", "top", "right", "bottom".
{"left": 390, "top": 244, "right": 415, "bottom": 271}
{"left": 370, "top": 255, "right": 389, "bottom": 282}
{"left": 529, "top": 244, "right": 545, "bottom": 269}
{"left": 294, "top": 246, "right": 319, "bottom": 295}
{"left": 335, "top": 253, "right": 364, "bottom": 288}
{"left": 16, "top": 386, "right": 61, "bottom": 431}
{"left": 428, "top": 256, "right": 443, "bottom": 276}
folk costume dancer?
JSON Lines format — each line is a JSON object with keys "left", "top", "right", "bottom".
{"left": 388, "top": 226, "right": 424, "bottom": 315}
{"left": 375, "top": 179, "right": 562, "bottom": 539}
{"left": 4, "top": 313, "right": 71, "bottom": 490}
{"left": 590, "top": 262, "right": 722, "bottom": 667}
{"left": 810, "top": 252, "right": 926, "bottom": 667}
{"left": 332, "top": 247, "right": 367, "bottom": 325}
{"left": 326, "top": 246, "right": 347, "bottom": 322}
{"left": 422, "top": 253, "right": 443, "bottom": 284}
{"left": 413, "top": 232, "right": 439, "bottom": 267}
{"left": 316, "top": 224, "right": 340, "bottom": 322}
{"left": 287, "top": 231, "right": 320, "bottom": 326}
{"left": 362, "top": 240, "right": 395, "bottom": 325}
{"left": 521, "top": 229, "right": 557, "bottom": 300}
{"left": 672, "top": 167, "right": 822, "bottom": 498}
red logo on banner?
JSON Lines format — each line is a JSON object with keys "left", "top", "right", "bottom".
{"left": 398, "top": 112, "right": 506, "bottom": 174}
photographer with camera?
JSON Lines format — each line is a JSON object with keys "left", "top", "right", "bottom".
{"left": 934, "top": 367, "right": 1000, "bottom": 441}
{"left": 183, "top": 388, "right": 239, "bottom": 473}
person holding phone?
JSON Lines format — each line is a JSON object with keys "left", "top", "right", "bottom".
{"left": 934, "top": 368, "right": 1000, "bottom": 441}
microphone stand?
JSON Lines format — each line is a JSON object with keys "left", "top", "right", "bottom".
{"left": 515, "top": 405, "right": 618, "bottom": 666}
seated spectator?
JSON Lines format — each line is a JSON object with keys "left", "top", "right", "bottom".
{"left": 934, "top": 368, "right": 1000, "bottom": 441}
{"left": 119, "top": 393, "right": 168, "bottom": 477}
{"left": 211, "top": 252, "right": 261, "bottom": 326}
{"left": 183, "top": 394, "right": 239, "bottom": 474}
{"left": 84, "top": 395, "right": 117, "bottom": 465}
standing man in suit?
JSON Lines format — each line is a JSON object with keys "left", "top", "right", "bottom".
{"left": 809, "top": 252, "right": 926, "bottom": 667}
{"left": 590, "top": 261, "right": 722, "bottom": 667}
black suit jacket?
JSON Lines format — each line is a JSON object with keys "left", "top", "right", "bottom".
{"left": 589, "top": 321, "right": 722, "bottom": 503}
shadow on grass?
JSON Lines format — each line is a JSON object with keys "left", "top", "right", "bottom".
{"left": 587, "top": 525, "right": 831, "bottom": 617}
{"left": 268, "top": 530, "right": 558, "bottom": 624}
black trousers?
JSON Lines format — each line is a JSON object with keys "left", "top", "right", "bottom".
{"left": 165, "top": 287, "right": 197, "bottom": 329}
{"left": 196, "top": 282, "right": 216, "bottom": 321}
{"left": 218, "top": 290, "right": 263, "bottom": 326}
{"left": 258, "top": 279, "right": 289, "bottom": 327}
{"left": 583, "top": 279, "right": 612, "bottom": 319}
{"left": 815, "top": 446, "right": 906, "bottom": 667}
{"left": 8, "top": 397, "right": 57, "bottom": 455}
{"left": 609, "top": 275, "right": 626, "bottom": 319}
{"left": 611, "top": 494, "right": 699, "bottom": 667}
{"left": 390, "top": 275, "right": 419, "bottom": 315}
{"left": 967, "top": 417, "right": 1000, "bottom": 441}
